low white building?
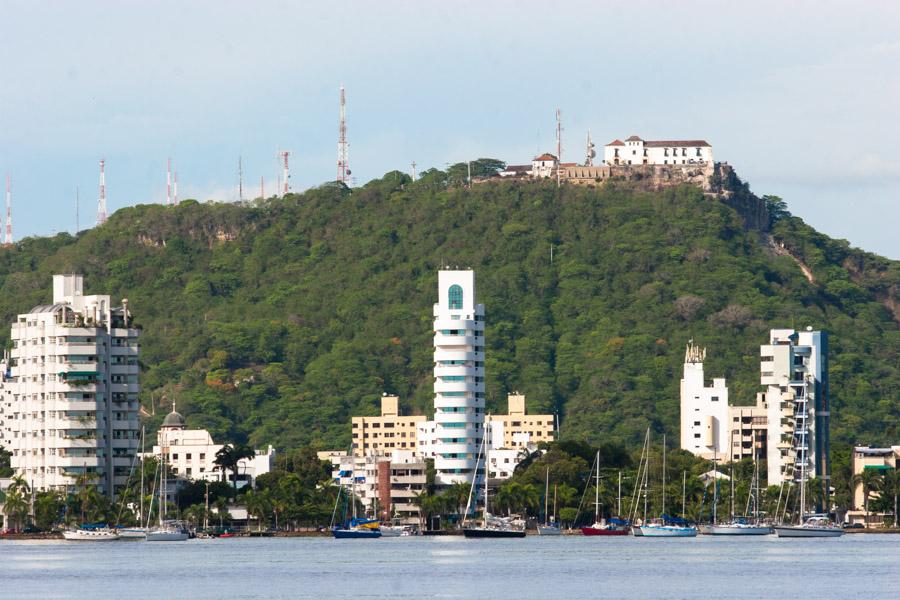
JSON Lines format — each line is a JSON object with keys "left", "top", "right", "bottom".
{"left": 151, "top": 407, "right": 274, "bottom": 489}
{"left": 679, "top": 342, "right": 729, "bottom": 459}
{"left": 531, "top": 153, "right": 558, "bottom": 178}
{"left": 604, "top": 136, "right": 712, "bottom": 166}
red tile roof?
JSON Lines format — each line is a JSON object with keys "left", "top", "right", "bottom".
{"left": 606, "top": 139, "right": 625, "bottom": 146}
{"left": 533, "top": 153, "right": 557, "bottom": 161}
{"left": 625, "top": 135, "right": 643, "bottom": 142}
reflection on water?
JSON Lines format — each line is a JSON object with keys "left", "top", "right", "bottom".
{"left": 0, "top": 535, "right": 898, "bottom": 600}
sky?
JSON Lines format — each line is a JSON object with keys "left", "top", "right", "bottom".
{"left": 1, "top": 0, "right": 899, "bottom": 258}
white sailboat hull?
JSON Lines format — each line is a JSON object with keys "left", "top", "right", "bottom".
{"left": 62, "top": 529, "right": 120, "bottom": 541}
{"left": 635, "top": 525, "right": 697, "bottom": 537}
{"left": 117, "top": 527, "right": 148, "bottom": 539}
{"left": 774, "top": 526, "right": 843, "bottom": 538}
{"left": 537, "top": 525, "right": 562, "bottom": 536}
{"left": 146, "top": 530, "right": 190, "bottom": 542}
{"left": 700, "top": 524, "right": 772, "bottom": 535}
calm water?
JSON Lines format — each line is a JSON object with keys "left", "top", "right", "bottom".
{"left": 1, "top": 534, "right": 898, "bottom": 599}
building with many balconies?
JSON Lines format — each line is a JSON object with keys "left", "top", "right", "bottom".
{"left": 762, "top": 328, "right": 830, "bottom": 489}
{"left": 351, "top": 394, "right": 426, "bottom": 458}
{"left": 0, "top": 275, "right": 140, "bottom": 499}
{"left": 433, "top": 269, "right": 485, "bottom": 486}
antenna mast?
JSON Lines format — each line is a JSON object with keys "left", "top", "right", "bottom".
{"left": 166, "top": 158, "right": 172, "bottom": 206}
{"left": 238, "top": 156, "right": 243, "bottom": 203}
{"left": 555, "top": 108, "right": 562, "bottom": 188}
{"left": 337, "top": 85, "right": 350, "bottom": 185}
{"left": 260, "top": 176, "right": 264, "bottom": 200}
{"left": 279, "top": 151, "right": 291, "bottom": 196}
{"left": 4, "top": 175, "right": 11, "bottom": 246}
{"left": 75, "top": 186, "right": 80, "bottom": 234}
{"left": 173, "top": 166, "right": 178, "bottom": 204}
{"left": 586, "top": 130, "right": 596, "bottom": 167}
{"left": 97, "top": 159, "right": 108, "bottom": 225}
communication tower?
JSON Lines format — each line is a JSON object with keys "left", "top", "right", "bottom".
{"left": 97, "top": 159, "right": 108, "bottom": 225}
{"left": 4, "top": 175, "right": 11, "bottom": 246}
{"left": 337, "top": 85, "right": 350, "bottom": 184}
{"left": 279, "top": 151, "right": 291, "bottom": 196}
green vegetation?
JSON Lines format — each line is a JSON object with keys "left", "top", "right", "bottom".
{"left": 0, "top": 172, "right": 896, "bottom": 454}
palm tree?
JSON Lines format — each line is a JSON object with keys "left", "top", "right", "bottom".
{"left": 213, "top": 497, "right": 230, "bottom": 527}
{"left": 214, "top": 444, "right": 257, "bottom": 490}
{"left": 882, "top": 469, "right": 899, "bottom": 528}
{"left": 852, "top": 469, "right": 884, "bottom": 528}
{"left": 3, "top": 489, "right": 28, "bottom": 531}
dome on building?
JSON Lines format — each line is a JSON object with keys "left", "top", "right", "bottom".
{"left": 161, "top": 405, "right": 186, "bottom": 429}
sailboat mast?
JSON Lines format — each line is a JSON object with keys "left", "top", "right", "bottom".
{"left": 682, "top": 470, "right": 687, "bottom": 519}
{"left": 730, "top": 464, "right": 735, "bottom": 520}
{"left": 483, "top": 421, "right": 490, "bottom": 525}
{"left": 545, "top": 466, "right": 550, "bottom": 525}
{"left": 594, "top": 450, "right": 600, "bottom": 521}
{"left": 662, "top": 434, "right": 666, "bottom": 517}
{"left": 712, "top": 452, "right": 718, "bottom": 524}
{"left": 553, "top": 484, "right": 558, "bottom": 523}
{"left": 139, "top": 426, "right": 145, "bottom": 524}
{"left": 617, "top": 470, "right": 622, "bottom": 517}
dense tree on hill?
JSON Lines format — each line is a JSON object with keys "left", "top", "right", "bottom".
{"left": 0, "top": 171, "right": 895, "bottom": 455}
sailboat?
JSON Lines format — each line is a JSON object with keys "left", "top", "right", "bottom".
{"left": 332, "top": 464, "right": 381, "bottom": 539}
{"left": 774, "top": 431, "right": 842, "bottom": 538}
{"left": 146, "top": 428, "right": 190, "bottom": 541}
{"left": 118, "top": 427, "right": 149, "bottom": 539}
{"left": 633, "top": 433, "right": 697, "bottom": 538}
{"left": 463, "top": 420, "right": 526, "bottom": 538}
{"left": 581, "top": 454, "right": 628, "bottom": 536}
{"left": 702, "top": 459, "right": 772, "bottom": 535}
{"left": 62, "top": 523, "right": 120, "bottom": 541}
{"left": 537, "top": 467, "right": 562, "bottom": 535}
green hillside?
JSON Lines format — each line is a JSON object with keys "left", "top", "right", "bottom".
{"left": 1, "top": 171, "right": 897, "bottom": 451}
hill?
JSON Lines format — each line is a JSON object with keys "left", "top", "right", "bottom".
{"left": 0, "top": 170, "right": 897, "bottom": 451}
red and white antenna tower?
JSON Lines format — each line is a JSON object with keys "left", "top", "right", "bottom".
{"left": 166, "top": 158, "right": 172, "bottom": 206}
{"left": 4, "top": 175, "right": 12, "bottom": 246}
{"left": 337, "top": 85, "right": 350, "bottom": 185}
{"left": 97, "top": 159, "right": 108, "bottom": 225}
{"left": 173, "top": 166, "right": 178, "bottom": 204}
{"left": 279, "top": 150, "right": 291, "bottom": 196}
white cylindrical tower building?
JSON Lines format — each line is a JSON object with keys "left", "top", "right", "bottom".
{"left": 433, "top": 269, "right": 485, "bottom": 486}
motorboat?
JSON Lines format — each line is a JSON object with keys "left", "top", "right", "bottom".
{"left": 62, "top": 526, "right": 120, "bottom": 541}
{"left": 775, "top": 516, "right": 843, "bottom": 538}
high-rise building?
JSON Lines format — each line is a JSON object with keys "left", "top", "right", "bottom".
{"left": 679, "top": 342, "right": 729, "bottom": 459}
{"left": 762, "top": 328, "right": 830, "bottom": 491}
{"left": 487, "top": 393, "right": 555, "bottom": 450}
{"left": 0, "top": 275, "right": 140, "bottom": 499}
{"left": 433, "top": 269, "right": 485, "bottom": 486}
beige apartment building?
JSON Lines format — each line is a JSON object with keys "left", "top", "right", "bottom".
{"left": 351, "top": 394, "right": 425, "bottom": 458}
{"left": 487, "top": 393, "right": 555, "bottom": 450}
{"left": 846, "top": 446, "right": 899, "bottom": 526}
{"left": 728, "top": 396, "right": 768, "bottom": 462}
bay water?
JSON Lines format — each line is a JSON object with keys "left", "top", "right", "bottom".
{"left": 1, "top": 534, "right": 897, "bottom": 599}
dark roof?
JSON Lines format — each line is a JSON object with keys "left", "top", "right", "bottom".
{"left": 644, "top": 140, "right": 711, "bottom": 147}
{"left": 503, "top": 165, "right": 531, "bottom": 172}
{"left": 533, "top": 153, "right": 557, "bottom": 161}
{"left": 161, "top": 410, "right": 186, "bottom": 428}
{"left": 606, "top": 139, "right": 625, "bottom": 146}
{"left": 625, "top": 135, "right": 643, "bottom": 142}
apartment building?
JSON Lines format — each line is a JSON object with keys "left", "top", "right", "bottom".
{"left": 0, "top": 275, "right": 140, "bottom": 499}
{"left": 487, "top": 393, "right": 555, "bottom": 450}
{"left": 351, "top": 394, "right": 425, "bottom": 458}
{"left": 728, "top": 397, "right": 768, "bottom": 462}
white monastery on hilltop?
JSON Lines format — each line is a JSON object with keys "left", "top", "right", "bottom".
{"left": 603, "top": 135, "right": 713, "bottom": 166}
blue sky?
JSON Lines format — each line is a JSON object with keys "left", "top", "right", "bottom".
{"left": 2, "top": 1, "right": 898, "bottom": 257}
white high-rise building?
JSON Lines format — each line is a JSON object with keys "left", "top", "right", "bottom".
{"left": 762, "top": 328, "right": 830, "bottom": 490}
{"left": 0, "top": 275, "right": 140, "bottom": 499}
{"left": 433, "top": 270, "right": 485, "bottom": 486}
{"left": 679, "top": 342, "right": 729, "bottom": 459}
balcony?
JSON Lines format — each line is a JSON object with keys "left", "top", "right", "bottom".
{"left": 433, "top": 333, "right": 478, "bottom": 347}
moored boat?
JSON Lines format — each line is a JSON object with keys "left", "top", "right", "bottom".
{"left": 62, "top": 525, "right": 120, "bottom": 541}
{"left": 775, "top": 516, "right": 843, "bottom": 538}
{"left": 635, "top": 520, "right": 698, "bottom": 538}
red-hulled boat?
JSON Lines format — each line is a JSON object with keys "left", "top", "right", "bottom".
{"left": 581, "top": 520, "right": 629, "bottom": 536}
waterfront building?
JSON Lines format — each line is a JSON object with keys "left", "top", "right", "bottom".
{"left": 0, "top": 275, "right": 140, "bottom": 499}
{"left": 603, "top": 135, "right": 713, "bottom": 166}
{"left": 845, "top": 445, "right": 899, "bottom": 526}
{"left": 328, "top": 451, "right": 425, "bottom": 525}
{"left": 433, "top": 269, "right": 485, "bottom": 486}
{"left": 487, "top": 393, "right": 555, "bottom": 450}
{"left": 679, "top": 342, "right": 729, "bottom": 459}
{"left": 351, "top": 394, "right": 426, "bottom": 458}
{"left": 151, "top": 406, "right": 274, "bottom": 488}
{"left": 762, "top": 328, "right": 830, "bottom": 489}
{"left": 727, "top": 396, "right": 768, "bottom": 462}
